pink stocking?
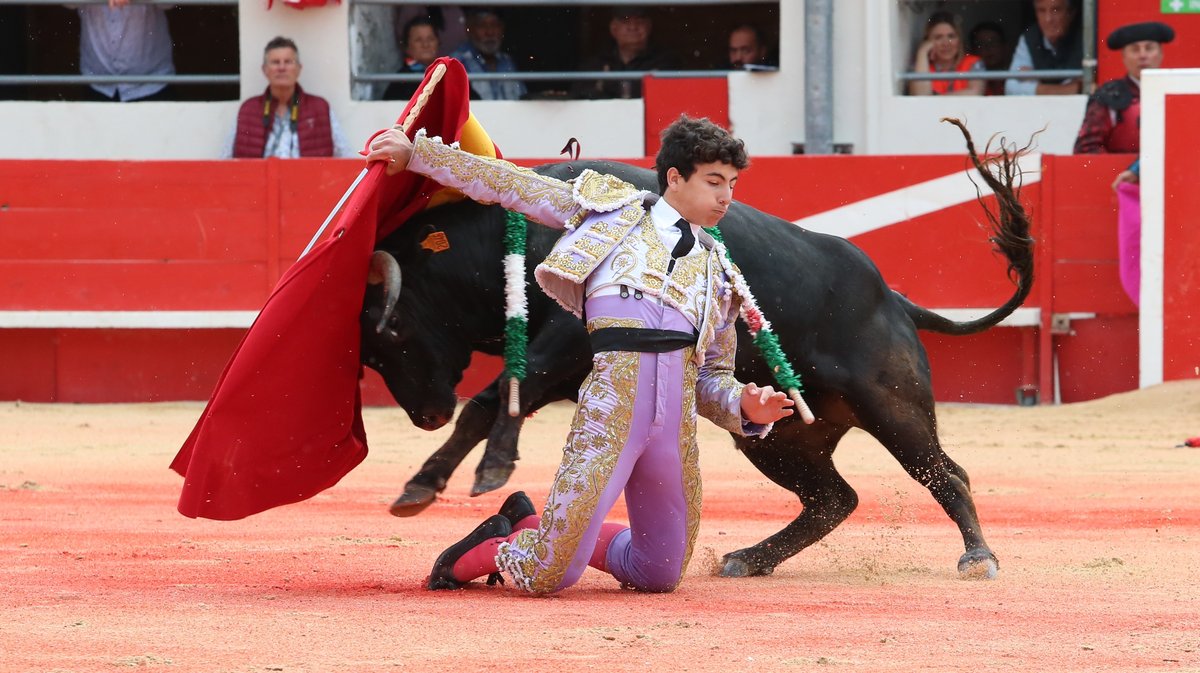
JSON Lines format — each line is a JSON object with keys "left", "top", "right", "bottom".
{"left": 512, "top": 514, "right": 540, "bottom": 532}
{"left": 449, "top": 536, "right": 505, "bottom": 583}
{"left": 588, "top": 523, "right": 627, "bottom": 572}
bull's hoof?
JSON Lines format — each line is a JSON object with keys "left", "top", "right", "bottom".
{"left": 718, "top": 550, "right": 776, "bottom": 578}
{"left": 470, "top": 462, "right": 516, "bottom": 497}
{"left": 388, "top": 482, "right": 440, "bottom": 517}
{"left": 957, "top": 549, "right": 999, "bottom": 580}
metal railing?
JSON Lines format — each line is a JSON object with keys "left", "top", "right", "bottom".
{"left": 0, "top": 0, "right": 237, "bottom": 89}
{"left": 0, "top": 74, "right": 238, "bottom": 86}
{"left": 897, "top": 69, "right": 1085, "bottom": 83}
{"left": 354, "top": 0, "right": 764, "bottom": 4}
{"left": 0, "top": 0, "right": 234, "bottom": 5}
{"left": 354, "top": 69, "right": 739, "bottom": 85}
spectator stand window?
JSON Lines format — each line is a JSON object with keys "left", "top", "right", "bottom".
{"left": 348, "top": 0, "right": 779, "bottom": 102}
{"left": 0, "top": 0, "right": 239, "bottom": 102}
{"left": 894, "top": 0, "right": 1094, "bottom": 95}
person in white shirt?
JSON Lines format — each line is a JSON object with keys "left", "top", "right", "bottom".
{"left": 77, "top": 0, "right": 174, "bottom": 102}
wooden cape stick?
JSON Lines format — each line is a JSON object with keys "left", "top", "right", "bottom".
{"left": 298, "top": 63, "right": 448, "bottom": 261}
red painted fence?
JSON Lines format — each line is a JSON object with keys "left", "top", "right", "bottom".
{"left": 0, "top": 153, "right": 1144, "bottom": 405}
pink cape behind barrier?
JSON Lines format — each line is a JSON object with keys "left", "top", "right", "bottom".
{"left": 1116, "top": 181, "right": 1141, "bottom": 307}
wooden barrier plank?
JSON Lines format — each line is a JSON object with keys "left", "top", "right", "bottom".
{"left": 1051, "top": 261, "right": 1134, "bottom": 315}
{"left": 0, "top": 161, "right": 268, "bottom": 210}
{"left": 0, "top": 329, "right": 58, "bottom": 401}
{"left": 921, "top": 329, "right": 1030, "bottom": 405}
{"left": 1047, "top": 154, "right": 1133, "bottom": 264}
{"left": 52, "top": 329, "right": 245, "bottom": 402}
{"left": 1054, "top": 315, "right": 1139, "bottom": 402}
{"left": 0, "top": 208, "right": 267, "bottom": 261}
{"left": 1038, "top": 155, "right": 1138, "bottom": 403}
{"left": 0, "top": 261, "right": 268, "bottom": 310}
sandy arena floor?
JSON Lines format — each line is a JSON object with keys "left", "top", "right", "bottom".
{"left": 1, "top": 381, "right": 1198, "bottom": 672}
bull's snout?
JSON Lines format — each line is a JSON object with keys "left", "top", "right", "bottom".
{"left": 411, "top": 410, "right": 452, "bottom": 431}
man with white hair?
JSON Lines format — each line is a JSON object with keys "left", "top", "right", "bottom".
{"left": 1005, "top": 0, "right": 1082, "bottom": 96}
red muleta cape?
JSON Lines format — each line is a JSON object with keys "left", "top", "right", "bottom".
{"left": 171, "top": 58, "right": 480, "bottom": 520}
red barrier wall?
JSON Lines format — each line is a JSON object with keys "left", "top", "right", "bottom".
{"left": 1163, "top": 94, "right": 1200, "bottom": 382}
{"left": 643, "top": 75, "right": 729, "bottom": 157}
{"left": 0, "top": 153, "right": 1148, "bottom": 405}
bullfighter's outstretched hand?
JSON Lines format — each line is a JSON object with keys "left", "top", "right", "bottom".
{"left": 365, "top": 129, "right": 414, "bottom": 175}
{"left": 740, "top": 383, "right": 794, "bottom": 425}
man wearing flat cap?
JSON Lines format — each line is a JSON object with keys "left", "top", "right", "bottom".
{"left": 1074, "top": 21, "right": 1175, "bottom": 154}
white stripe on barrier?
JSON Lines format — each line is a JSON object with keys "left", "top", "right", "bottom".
{"left": 932, "top": 307, "right": 1041, "bottom": 327}
{"left": 793, "top": 153, "right": 1043, "bottom": 238}
{"left": 0, "top": 308, "right": 1047, "bottom": 329}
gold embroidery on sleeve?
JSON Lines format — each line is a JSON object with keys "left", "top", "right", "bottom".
{"left": 413, "top": 136, "right": 578, "bottom": 221}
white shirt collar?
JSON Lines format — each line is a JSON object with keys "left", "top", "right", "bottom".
{"left": 649, "top": 197, "right": 694, "bottom": 232}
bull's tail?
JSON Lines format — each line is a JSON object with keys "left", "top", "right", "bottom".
{"left": 900, "top": 118, "right": 1036, "bottom": 337}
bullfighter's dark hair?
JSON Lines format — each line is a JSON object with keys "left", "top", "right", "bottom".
{"left": 654, "top": 115, "right": 749, "bottom": 194}
{"left": 263, "top": 36, "right": 300, "bottom": 63}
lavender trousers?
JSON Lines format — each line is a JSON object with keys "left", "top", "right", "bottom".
{"left": 496, "top": 293, "right": 703, "bottom": 594}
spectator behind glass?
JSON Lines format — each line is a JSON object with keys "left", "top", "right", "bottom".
{"left": 76, "top": 0, "right": 174, "bottom": 102}
{"left": 908, "top": 12, "right": 984, "bottom": 96}
{"left": 383, "top": 16, "right": 440, "bottom": 101}
{"left": 394, "top": 5, "right": 466, "bottom": 58}
{"left": 450, "top": 8, "right": 525, "bottom": 100}
{"left": 572, "top": 7, "right": 680, "bottom": 99}
{"left": 1005, "top": 0, "right": 1082, "bottom": 96}
{"left": 223, "top": 36, "right": 350, "bottom": 159}
{"left": 727, "top": 24, "right": 775, "bottom": 70}
{"left": 969, "top": 22, "right": 1012, "bottom": 96}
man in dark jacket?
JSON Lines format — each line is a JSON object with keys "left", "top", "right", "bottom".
{"left": 1074, "top": 21, "right": 1174, "bottom": 154}
{"left": 572, "top": 8, "right": 679, "bottom": 99}
{"left": 1005, "top": 0, "right": 1082, "bottom": 96}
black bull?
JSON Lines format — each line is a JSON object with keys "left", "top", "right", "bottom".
{"left": 360, "top": 126, "right": 1033, "bottom": 579}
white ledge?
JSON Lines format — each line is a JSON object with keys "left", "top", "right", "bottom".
{"left": 0, "top": 308, "right": 1062, "bottom": 330}
{"left": 928, "top": 307, "right": 1042, "bottom": 327}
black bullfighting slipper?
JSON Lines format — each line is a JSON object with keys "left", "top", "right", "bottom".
{"left": 497, "top": 491, "right": 536, "bottom": 528}
{"left": 426, "top": 514, "right": 512, "bottom": 591}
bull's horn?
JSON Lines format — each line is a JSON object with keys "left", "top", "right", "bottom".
{"left": 367, "top": 250, "right": 402, "bottom": 334}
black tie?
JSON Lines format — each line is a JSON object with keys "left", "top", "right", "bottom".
{"left": 666, "top": 219, "right": 694, "bottom": 275}
{"left": 670, "top": 218, "right": 695, "bottom": 260}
